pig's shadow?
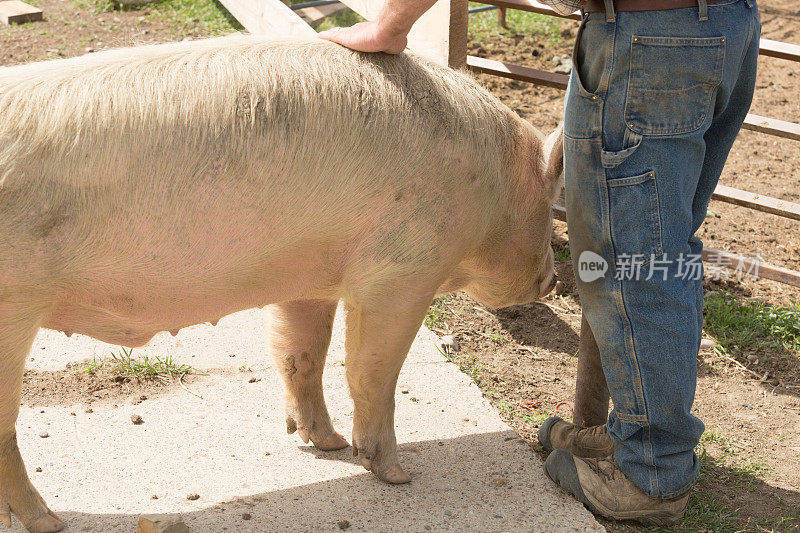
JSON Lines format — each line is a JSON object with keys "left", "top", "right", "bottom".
{"left": 295, "top": 440, "right": 433, "bottom": 465}
{"left": 297, "top": 443, "right": 357, "bottom": 463}
{"left": 491, "top": 302, "right": 581, "bottom": 358}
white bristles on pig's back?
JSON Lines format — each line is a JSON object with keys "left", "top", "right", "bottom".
{"left": 0, "top": 36, "right": 521, "bottom": 190}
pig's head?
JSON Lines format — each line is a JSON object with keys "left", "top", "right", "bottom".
{"left": 444, "top": 122, "right": 564, "bottom": 309}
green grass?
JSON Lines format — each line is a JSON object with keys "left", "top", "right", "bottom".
{"left": 315, "top": 10, "right": 363, "bottom": 32}
{"left": 703, "top": 291, "right": 800, "bottom": 358}
{"left": 757, "top": 510, "right": 800, "bottom": 533}
{"left": 150, "top": 0, "right": 242, "bottom": 35}
{"left": 648, "top": 431, "right": 746, "bottom": 532}
{"left": 653, "top": 427, "right": 797, "bottom": 532}
{"left": 74, "top": 0, "right": 242, "bottom": 35}
{"left": 699, "top": 430, "right": 774, "bottom": 486}
{"left": 425, "top": 295, "right": 454, "bottom": 330}
{"left": 654, "top": 427, "right": 800, "bottom": 532}
{"left": 554, "top": 243, "right": 571, "bottom": 263}
{"left": 285, "top": 0, "right": 364, "bottom": 31}
{"left": 441, "top": 346, "right": 487, "bottom": 383}
{"left": 79, "top": 347, "right": 195, "bottom": 379}
{"left": 662, "top": 490, "right": 740, "bottom": 533}
{"left": 489, "top": 332, "right": 506, "bottom": 343}
{"left": 468, "top": 2, "right": 561, "bottom": 45}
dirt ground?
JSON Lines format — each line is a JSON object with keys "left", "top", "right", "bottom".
{"left": 21, "top": 367, "right": 183, "bottom": 407}
{"left": 2, "top": 0, "right": 799, "bottom": 531}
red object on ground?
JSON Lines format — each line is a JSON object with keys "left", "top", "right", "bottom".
{"left": 553, "top": 401, "right": 574, "bottom": 420}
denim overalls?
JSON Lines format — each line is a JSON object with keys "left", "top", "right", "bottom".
{"left": 564, "top": 0, "right": 761, "bottom": 498}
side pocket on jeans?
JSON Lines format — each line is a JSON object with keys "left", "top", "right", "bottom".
{"left": 624, "top": 36, "right": 725, "bottom": 136}
{"left": 606, "top": 170, "right": 663, "bottom": 267}
{"left": 564, "top": 14, "right": 608, "bottom": 140}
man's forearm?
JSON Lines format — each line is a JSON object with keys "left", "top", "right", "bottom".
{"left": 376, "top": 0, "right": 439, "bottom": 39}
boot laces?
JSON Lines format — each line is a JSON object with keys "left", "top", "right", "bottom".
{"left": 585, "top": 456, "right": 620, "bottom": 482}
{"left": 575, "top": 424, "right": 607, "bottom": 448}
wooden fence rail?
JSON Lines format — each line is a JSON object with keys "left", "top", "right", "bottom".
{"left": 478, "top": 0, "right": 800, "bottom": 63}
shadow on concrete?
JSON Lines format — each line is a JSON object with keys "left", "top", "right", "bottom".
{"left": 23, "top": 431, "right": 603, "bottom": 533}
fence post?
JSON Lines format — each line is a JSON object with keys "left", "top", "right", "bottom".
{"left": 448, "top": 0, "right": 468, "bottom": 68}
{"left": 497, "top": 7, "right": 507, "bottom": 28}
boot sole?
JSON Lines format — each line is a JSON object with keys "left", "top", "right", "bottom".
{"left": 543, "top": 450, "right": 684, "bottom": 527}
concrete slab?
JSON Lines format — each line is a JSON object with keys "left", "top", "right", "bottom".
{"left": 14, "top": 307, "right": 604, "bottom": 532}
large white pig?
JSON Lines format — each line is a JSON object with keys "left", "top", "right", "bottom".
{"left": 0, "top": 36, "right": 563, "bottom": 532}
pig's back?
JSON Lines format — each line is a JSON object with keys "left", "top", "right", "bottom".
{"left": 0, "top": 36, "right": 518, "bottom": 194}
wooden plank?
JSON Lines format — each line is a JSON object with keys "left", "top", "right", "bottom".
{"left": 758, "top": 38, "right": 800, "bottom": 62}
{"left": 702, "top": 247, "right": 800, "bottom": 287}
{"left": 448, "top": 0, "right": 469, "bottom": 68}
{"left": 743, "top": 113, "right": 800, "bottom": 142}
{"left": 477, "top": 1, "right": 800, "bottom": 63}
{"left": 337, "top": 0, "right": 467, "bottom": 67}
{"left": 217, "top": 0, "right": 316, "bottom": 38}
{"left": 0, "top": 0, "right": 42, "bottom": 25}
{"left": 479, "top": 0, "right": 580, "bottom": 20}
{"left": 555, "top": 204, "right": 800, "bottom": 287}
{"left": 466, "top": 55, "right": 568, "bottom": 88}
{"left": 712, "top": 184, "right": 800, "bottom": 221}
{"left": 296, "top": 3, "right": 347, "bottom": 25}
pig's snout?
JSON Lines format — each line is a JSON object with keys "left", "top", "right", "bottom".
{"left": 535, "top": 245, "right": 557, "bottom": 299}
{"left": 538, "top": 271, "right": 559, "bottom": 298}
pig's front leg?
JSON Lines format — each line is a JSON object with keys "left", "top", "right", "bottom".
{"left": 268, "top": 300, "right": 349, "bottom": 451}
{"left": 0, "top": 306, "right": 63, "bottom": 533}
{"left": 344, "top": 292, "right": 434, "bottom": 484}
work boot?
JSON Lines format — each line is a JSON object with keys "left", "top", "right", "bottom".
{"left": 537, "top": 416, "right": 614, "bottom": 458}
{"left": 543, "top": 449, "right": 690, "bottom": 526}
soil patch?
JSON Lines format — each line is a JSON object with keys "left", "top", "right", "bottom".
{"left": 21, "top": 367, "right": 197, "bottom": 407}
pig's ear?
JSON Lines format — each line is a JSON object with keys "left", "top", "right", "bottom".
{"left": 543, "top": 122, "right": 564, "bottom": 185}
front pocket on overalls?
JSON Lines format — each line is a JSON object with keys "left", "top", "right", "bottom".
{"left": 564, "top": 13, "right": 609, "bottom": 140}
{"left": 606, "top": 170, "right": 663, "bottom": 268}
{"left": 624, "top": 36, "right": 725, "bottom": 136}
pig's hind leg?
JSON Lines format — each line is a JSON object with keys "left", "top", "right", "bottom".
{"left": 0, "top": 305, "right": 64, "bottom": 533}
{"left": 344, "top": 291, "right": 434, "bottom": 485}
{"left": 268, "top": 300, "right": 349, "bottom": 451}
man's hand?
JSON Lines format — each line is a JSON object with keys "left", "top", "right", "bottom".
{"left": 318, "top": 0, "right": 437, "bottom": 54}
{"left": 318, "top": 21, "right": 408, "bottom": 54}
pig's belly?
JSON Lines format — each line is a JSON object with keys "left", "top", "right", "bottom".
{"left": 43, "top": 285, "right": 264, "bottom": 347}
{"left": 41, "top": 248, "right": 340, "bottom": 347}
{"left": 34, "top": 172, "right": 356, "bottom": 344}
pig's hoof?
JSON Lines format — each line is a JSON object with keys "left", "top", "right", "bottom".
{"left": 300, "top": 428, "right": 349, "bottom": 451}
{"left": 0, "top": 501, "right": 63, "bottom": 533}
{"left": 353, "top": 447, "right": 411, "bottom": 484}
{"left": 28, "top": 511, "right": 64, "bottom": 533}
{"left": 287, "top": 417, "right": 349, "bottom": 451}
{"left": 379, "top": 464, "right": 412, "bottom": 484}
{"left": 313, "top": 431, "right": 349, "bottom": 451}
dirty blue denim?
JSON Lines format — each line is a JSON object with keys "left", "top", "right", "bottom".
{"left": 564, "top": 0, "right": 760, "bottom": 499}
